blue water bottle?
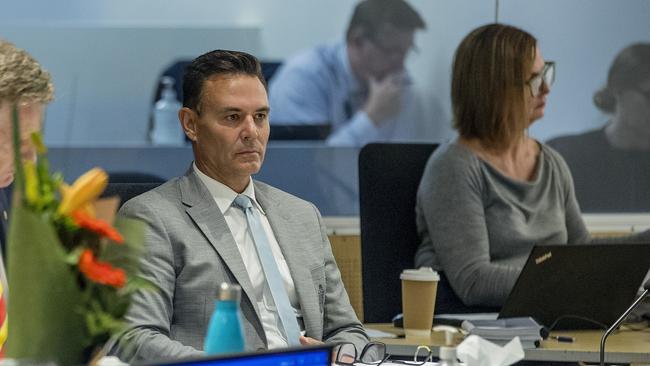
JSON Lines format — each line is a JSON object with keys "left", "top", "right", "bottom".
{"left": 204, "top": 282, "right": 246, "bottom": 354}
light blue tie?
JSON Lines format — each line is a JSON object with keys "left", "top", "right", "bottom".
{"left": 233, "top": 194, "right": 301, "bottom": 346}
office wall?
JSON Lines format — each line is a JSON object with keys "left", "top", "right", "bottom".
{"left": 0, "top": 26, "right": 262, "bottom": 145}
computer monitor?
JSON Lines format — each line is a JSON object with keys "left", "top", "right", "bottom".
{"left": 137, "top": 344, "right": 333, "bottom": 366}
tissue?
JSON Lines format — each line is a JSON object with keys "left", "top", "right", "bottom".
{"left": 456, "top": 335, "right": 525, "bottom": 366}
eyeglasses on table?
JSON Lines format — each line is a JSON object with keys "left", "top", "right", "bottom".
{"left": 334, "top": 342, "right": 434, "bottom": 365}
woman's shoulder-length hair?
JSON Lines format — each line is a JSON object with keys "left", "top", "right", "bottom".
{"left": 451, "top": 23, "right": 537, "bottom": 151}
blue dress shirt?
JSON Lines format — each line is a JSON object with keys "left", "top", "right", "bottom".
{"left": 269, "top": 40, "right": 436, "bottom": 147}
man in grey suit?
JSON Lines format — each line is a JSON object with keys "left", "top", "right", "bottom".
{"left": 109, "top": 50, "right": 368, "bottom": 361}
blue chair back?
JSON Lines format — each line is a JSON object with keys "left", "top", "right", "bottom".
{"left": 103, "top": 182, "right": 162, "bottom": 208}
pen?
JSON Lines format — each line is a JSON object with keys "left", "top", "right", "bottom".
{"left": 550, "top": 335, "right": 575, "bottom": 343}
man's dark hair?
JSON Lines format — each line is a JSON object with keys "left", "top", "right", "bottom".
{"left": 183, "top": 49, "right": 265, "bottom": 111}
{"left": 346, "top": 0, "right": 426, "bottom": 41}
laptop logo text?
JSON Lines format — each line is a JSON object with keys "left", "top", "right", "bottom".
{"left": 535, "top": 251, "right": 552, "bottom": 265}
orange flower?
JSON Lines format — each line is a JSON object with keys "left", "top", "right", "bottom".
{"left": 78, "top": 249, "right": 126, "bottom": 288}
{"left": 72, "top": 210, "right": 124, "bottom": 244}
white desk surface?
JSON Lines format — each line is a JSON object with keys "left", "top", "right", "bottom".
{"left": 366, "top": 323, "right": 650, "bottom": 364}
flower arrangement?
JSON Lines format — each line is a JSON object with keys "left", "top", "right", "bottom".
{"left": 5, "top": 104, "right": 153, "bottom": 364}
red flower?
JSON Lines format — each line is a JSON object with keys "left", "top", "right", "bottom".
{"left": 78, "top": 249, "right": 127, "bottom": 288}
{"left": 72, "top": 210, "right": 124, "bottom": 244}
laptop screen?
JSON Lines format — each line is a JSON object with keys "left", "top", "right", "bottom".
{"left": 499, "top": 243, "right": 650, "bottom": 330}
{"left": 140, "top": 345, "right": 332, "bottom": 366}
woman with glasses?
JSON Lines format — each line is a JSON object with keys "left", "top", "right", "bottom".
{"left": 414, "top": 24, "right": 648, "bottom": 308}
{"left": 547, "top": 43, "right": 650, "bottom": 212}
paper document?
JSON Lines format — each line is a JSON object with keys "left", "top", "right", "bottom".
{"left": 460, "top": 317, "right": 544, "bottom": 349}
{"left": 365, "top": 327, "right": 399, "bottom": 338}
{"left": 436, "top": 312, "right": 499, "bottom": 321}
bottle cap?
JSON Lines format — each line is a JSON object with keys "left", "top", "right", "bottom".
{"left": 159, "top": 76, "right": 178, "bottom": 100}
{"left": 161, "top": 76, "right": 175, "bottom": 88}
{"left": 433, "top": 325, "right": 458, "bottom": 345}
{"left": 433, "top": 325, "right": 459, "bottom": 363}
{"left": 439, "top": 346, "right": 457, "bottom": 361}
{"left": 217, "top": 282, "right": 241, "bottom": 302}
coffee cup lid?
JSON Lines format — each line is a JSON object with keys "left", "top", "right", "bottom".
{"left": 400, "top": 267, "right": 440, "bottom": 281}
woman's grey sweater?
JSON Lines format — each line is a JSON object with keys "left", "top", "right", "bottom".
{"left": 414, "top": 140, "right": 649, "bottom": 307}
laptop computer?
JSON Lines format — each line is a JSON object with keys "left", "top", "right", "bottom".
{"left": 137, "top": 344, "right": 333, "bottom": 366}
{"left": 498, "top": 243, "right": 650, "bottom": 330}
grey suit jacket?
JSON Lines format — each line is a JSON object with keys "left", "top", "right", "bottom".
{"left": 109, "top": 169, "right": 368, "bottom": 361}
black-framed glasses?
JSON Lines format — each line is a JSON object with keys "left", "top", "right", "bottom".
{"left": 334, "top": 341, "right": 388, "bottom": 365}
{"left": 390, "top": 345, "right": 434, "bottom": 365}
{"left": 334, "top": 342, "right": 434, "bottom": 366}
{"left": 527, "top": 61, "right": 556, "bottom": 97}
{"left": 366, "top": 36, "right": 416, "bottom": 59}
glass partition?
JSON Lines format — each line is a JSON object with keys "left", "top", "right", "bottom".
{"left": 2, "top": 0, "right": 648, "bottom": 214}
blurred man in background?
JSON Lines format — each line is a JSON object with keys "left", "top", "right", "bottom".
{"left": 269, "top": 0, "right": 432, "bottom": 146}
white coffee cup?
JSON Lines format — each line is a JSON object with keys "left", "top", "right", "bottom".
{"left": 400, "top": 267, "right": 440, "bottom": 337}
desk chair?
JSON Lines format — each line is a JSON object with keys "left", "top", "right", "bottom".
{"left": 102, "top": 182, "right": 162, "bottom": 208}
{"left": 359, "top": 143, "right": 495, "bottom": 323}
{"left": 108, "top": 172, "right": 165, "bottom": 184}
{"left": 149, "top": 59, "right": 282, "bottom": 141}
{"left": 152, "top": 59, "right": 282, "bottom": 107}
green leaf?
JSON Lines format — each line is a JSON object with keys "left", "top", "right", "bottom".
{"left": 122, "top": 275, "right": 159, "bottom": 294}
{"left": 101, "top": 216, "right": 147, "bottom": 277}
{"left": 30, "top": 131, "right": 47, "bottom": 154}
{"left": 6, "top": 206, "right": 86, "bottom": 365}
{"left": 65, "top": 246, "right": 84, "bottom": 265}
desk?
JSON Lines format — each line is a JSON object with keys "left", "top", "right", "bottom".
{"left": 366, "top": 323, "right": 650, "bottom": 364}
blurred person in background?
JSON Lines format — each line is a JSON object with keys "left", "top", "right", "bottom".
{"left": 547, "top": 43, "right": 650, "bottom": 212}
{"left": 269, "top": 0, "right": 433, "bottom": 146}
{"left": 0, "top": 38, "right": 54, "bottom": 256}
{"left": 0, "top": 38, "right": 54, "bottom": 356}
{"left": 414, "top": 25, "right": 650, "bottom": 308}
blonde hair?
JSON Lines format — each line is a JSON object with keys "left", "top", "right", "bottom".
{"left": 0, "top": 39, "right": 54, "bottom": 103}
{"left": 451, "top": 23, "right": 536, "bottom": 151}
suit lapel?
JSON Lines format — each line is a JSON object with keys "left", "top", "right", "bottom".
{"left": 179, "top": 171, "right": 262, "bottom": 322}
{"left": 255, "top": 182, "right": 322, "bottom": 338}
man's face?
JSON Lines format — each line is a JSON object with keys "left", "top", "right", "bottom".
{"left": 357, "top": 24, "right": 415, "bottom": 80}
{"left": 181, "top": 74, "right": 270, "bottom": 192}
{"left": 0, "top": 101, "right": 44, "bottom": 188}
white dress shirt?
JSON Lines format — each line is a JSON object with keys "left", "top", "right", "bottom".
{"left": 194, "top": 164, "right": 302, "bottom": 348}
